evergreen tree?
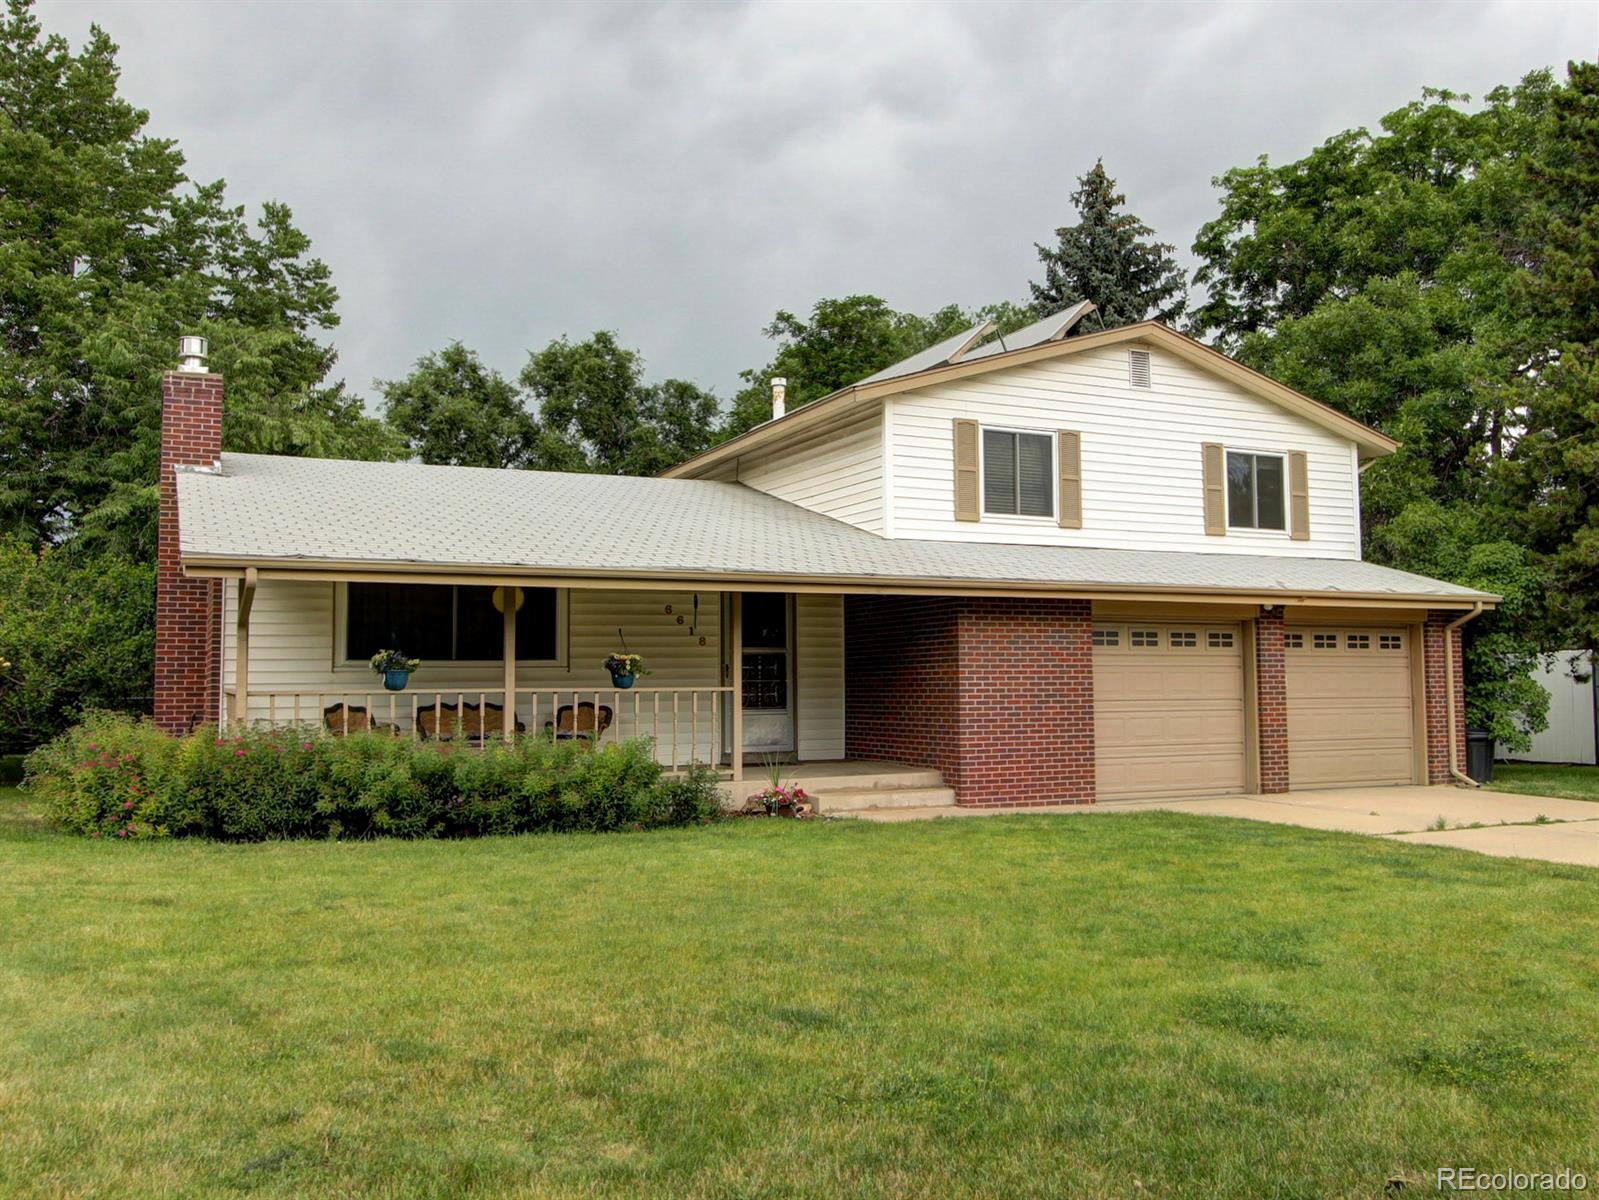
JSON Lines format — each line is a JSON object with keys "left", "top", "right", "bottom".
{"left": 1029, "top": 160, "right": 1187, "bottom": 328}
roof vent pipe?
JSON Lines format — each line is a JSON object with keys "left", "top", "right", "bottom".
{"left": 771, "top": 377, "right": 787, "bottom": 420}
{"left": 177, "top": 334, "right": 209, "bottom": 373}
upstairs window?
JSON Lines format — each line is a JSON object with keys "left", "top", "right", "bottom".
{"left": 345, "top": 584, "right": 560, "bottom": 663}
{"left": 1226, "top": 450, "right": 1286, "bottom": 531}
{"left": 983, "top": 429, "right": 1053, "bottom": 517}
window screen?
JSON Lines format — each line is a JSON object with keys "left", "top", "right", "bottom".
{"left": 983, "top": 430, "right": 1053, "bottom": 517}
{"left": 1226, "top": 451, "right": 1287, "bottom": 530}
{"left": 346, "top": 584, "right": 558, "bottom": 662}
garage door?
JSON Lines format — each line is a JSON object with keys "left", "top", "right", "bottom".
{"left": 1093, "top": 622, "right": 1246, "bottom": 800}
{"left": 1286, "top": 627, "right": 1415, "bottom": 788}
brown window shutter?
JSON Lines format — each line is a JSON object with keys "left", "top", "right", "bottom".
{"left": 1057, "top": 429, "right": 1082, "bottom": 528}
{"left": 1201, "top": 443, "right": 1226, "bottom": 536}
{"left": 1288, "top": 450, "right": 1310, "bottom": 540}
{"left": 953, "top": 419, "right": 980, "bottom": 522}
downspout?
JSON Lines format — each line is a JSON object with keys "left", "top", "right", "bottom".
{"left": 1444, "top": 602, "right": 1484, "bottom": 787}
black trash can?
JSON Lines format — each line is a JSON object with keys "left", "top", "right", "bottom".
{"left": 1466, "top": 728, "right": 1495, "bottom": 783}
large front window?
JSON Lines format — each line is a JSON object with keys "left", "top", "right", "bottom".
{"left": 1226, "top": 451, "right": 1286, "bottom": 531}
{"left": 344, "top": 584, "right": 560, "bottom": 662}
{"left": 983, "top": 429, "right": 1054, "bottom": 517}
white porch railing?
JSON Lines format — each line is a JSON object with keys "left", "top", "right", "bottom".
{"left": 222, "top": 686, "right": 736, "bottom": 775}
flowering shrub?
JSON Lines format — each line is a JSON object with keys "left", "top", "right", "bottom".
{"left": 24, "top": 712, "right": 722, "bottom": 841}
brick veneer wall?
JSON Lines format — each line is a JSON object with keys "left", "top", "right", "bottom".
{"left": 154, "top": 371, "right": 224, "bottom": 734}
{"left": 1253, "top": 607, "right": 1289, "bottom": 793}
{"left": 844, "top": 597, "right": 962, "bottom": 786}
{"left": 1422, "top": 610, "right": 1469, "bottom": 784}
{"left": 844, "top": 596, "right": 1095, "bottom": 806}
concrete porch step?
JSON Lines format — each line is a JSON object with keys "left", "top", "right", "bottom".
{"left": 813, "top": 785, "right": 958, "bottom": 813}
{"left": 774, "top": 765, "right": 946, "bottom": 793}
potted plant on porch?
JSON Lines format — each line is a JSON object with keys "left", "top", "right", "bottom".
{"left": 746, "top": 758, "right": 810, "bottom": 818}
{"left": 370, "top": 649, "right": 421, "bottom": 691}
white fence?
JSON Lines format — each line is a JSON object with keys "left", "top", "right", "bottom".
{"left": 1499, "top": 651, "right": 1597, "bottom": 765}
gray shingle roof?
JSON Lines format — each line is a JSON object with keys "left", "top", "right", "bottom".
{"left": 176, "top": 453, "right": 1491, "bottom": 602}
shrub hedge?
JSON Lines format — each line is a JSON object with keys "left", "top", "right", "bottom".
{"left": 24, "top": 712, "right": 723, "bottom": 841}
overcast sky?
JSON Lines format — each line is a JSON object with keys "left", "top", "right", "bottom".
{"left": 37, "top": 0, "right": 1599, "bottom": 406}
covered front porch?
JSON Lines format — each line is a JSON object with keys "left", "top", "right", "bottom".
{"left": 217, "top": 569, "right": 855, "bottom": 784}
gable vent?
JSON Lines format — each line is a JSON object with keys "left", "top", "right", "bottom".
{"left": 1128, "top": 348, "right": 1152, "bottom": 389}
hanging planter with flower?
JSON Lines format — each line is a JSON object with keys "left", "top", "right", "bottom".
{"left": 370, "top": 649, "right": 421, "bottom": 691}
{"left": 604, "top": 652, "right": 647, "bottom": 689}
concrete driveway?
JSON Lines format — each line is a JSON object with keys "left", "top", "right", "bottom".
{"left": 1120, "top": 786, "right": 1599, "bottom": 867}
{"left": 857, "top": 785, "right": 1599, "bottom": 867}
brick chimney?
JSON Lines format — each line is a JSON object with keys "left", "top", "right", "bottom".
{"left": 153, "top": 336, "right": 223, "bottom": 734}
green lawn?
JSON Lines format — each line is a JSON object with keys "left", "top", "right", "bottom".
{"left": 2, "top": 786, "right": 1596, "bottom": 1198}
{"left": 1490, "top": 762, "right": 1599, "bottom": 802}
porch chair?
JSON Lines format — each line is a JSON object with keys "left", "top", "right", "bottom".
{"left": 544, "top": 702, "right": 613, "bottom": 741}
{"left": 323, "top": 703, "right": 381, "bottom": 736}
{"left": 415, "top": 701, "right": 525, "bottom": 742}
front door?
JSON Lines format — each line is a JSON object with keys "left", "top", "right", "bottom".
{"left": 729, "top": 592, "right": 794, "bottom": 755}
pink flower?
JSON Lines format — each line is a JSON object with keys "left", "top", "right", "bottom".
{"left": 215, "top": 738, "right": 225, "bottom": 746}
{"left": 235, "top": 749, "right": 247, "bottom": 757}
{"left": 302, "top": 742, "right": 313, "bottom": 750}
{"left": 123, "top": 801, "right": 134, "bottom": 811}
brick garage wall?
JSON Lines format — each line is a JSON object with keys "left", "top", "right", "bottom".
{"left": 1422, "top": 610, "right": 1469, "bottom": 784}
{"left": 844, "top": 596, "right": 1095, "bottom": 806}
{"left": 154, "top": 372, "right": 223, "bottom": 735}
{"left": 1254, "top": 606, "right": 1288, "bottom": 793}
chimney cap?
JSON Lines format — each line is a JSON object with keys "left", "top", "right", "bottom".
{"left": 177, "top": 334, "right": 209, "bottom": 373}
{"left": 770, "top": 377, "right": 787, "bottom": 420}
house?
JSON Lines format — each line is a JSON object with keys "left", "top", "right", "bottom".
{"left": 155, "top": 309, "right": 1495, "bottom": 808}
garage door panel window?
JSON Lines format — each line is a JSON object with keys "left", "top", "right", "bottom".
{"left": 1169, "top": 630, "right": 1198, "bottom": 648}
{"left": 983, "top": 429, "right": 1054, "bottom": 518}
{"left": 1131, "top": 629, "right": 1159, "bottom": 648}
{"left": 1380, "top": 633, "right": 1404, "bottom": 650}
{"left": 1092, "top": 627, "right": 1121, "bottom": 648}
{"left": 1207, "top": 630, "right": 1235, "bottom": 649}
{"left": 1226, "top": 450, "right": 1287, "bottom": 531}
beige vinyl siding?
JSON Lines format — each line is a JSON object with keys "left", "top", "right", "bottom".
{"left": 734, "top": 409, "right": 884, "bottom": 534}
{"left": 222, "top": 582, "right": 726, "bottom": 762}
{"left": 886, "top": 345, "right": 1362, "bottom": 558}
{"left": 794, "top": 593, "right": 844, "bottom": 760}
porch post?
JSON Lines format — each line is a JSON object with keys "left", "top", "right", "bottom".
{"left": 501, "top": 587, "right": 517, "bottom": 739}
{"left": 233, "top": 567, "right": 257, "bottom": 730}
{"left": 730, "top": 592, "right": 743, "bottom": 782}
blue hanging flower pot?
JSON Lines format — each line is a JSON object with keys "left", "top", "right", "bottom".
{"left": 609, "top": 671, "right": 636, "bottom": 689}
{"left": 383, "top": 669, "right": 412, "bottom": 691}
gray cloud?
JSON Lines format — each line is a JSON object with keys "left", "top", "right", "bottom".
{"left": 39, "top": 0, "right": 1598, "bottom": 404}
